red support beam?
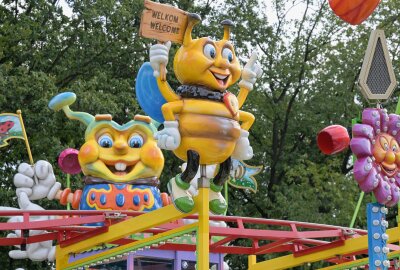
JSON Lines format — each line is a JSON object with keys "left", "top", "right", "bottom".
{"left": 0, "top": 232, "right": 58, "bottom": 246}
{"left": 0, "top": 237, "right": 25, "bottom": 246}
{"left": 60, "top": 226, "right": 109, "bottom": 248}
{"left": 0, "top": 210, "right": 368, "bottom": 235}
{"left": 0, "top": 215, "right": 106, "bottom": 230}
{"left": 210, "top": 235, "right": 237, "bottom": 249}
{"left": 254, "top": 238, "right": 295, "bottom": 254}
{"left": 210, "top": 227, "right": 344, "bottom": 240}
{"left": 27, "top": 232, "right": 58, "bottom": 244}
{"left": 293, "top": 239, "right": 345, "bottom": 257}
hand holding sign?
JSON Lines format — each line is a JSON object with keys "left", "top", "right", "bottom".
{"left": 149, "top": 41, "right": 171, "bottom": 78}
{"left": 140, "top": 0, "right": 189, "bottom": 81}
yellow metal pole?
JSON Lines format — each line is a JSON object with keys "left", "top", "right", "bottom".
{"left": 56, "top": 245, "right": 67, "bottom": 270}
{"left": 16, "top": 110, "right": 34, "bottom": 165}
{"left": 248, "top": 255, "right": 257, "bottom": 268}
{"left": 196, "top": 165, "right": 210, "bottom": 270}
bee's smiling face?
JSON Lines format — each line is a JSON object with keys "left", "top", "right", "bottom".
{"left": 173, "top": 37, "right": 241, "bottom": 92}
{"left": 78, "top": 121, "right": 164, "bottom": 182}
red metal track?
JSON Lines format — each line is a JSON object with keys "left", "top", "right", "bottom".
{"left": 0, "top": 210, "right": 393, "bottom": 266}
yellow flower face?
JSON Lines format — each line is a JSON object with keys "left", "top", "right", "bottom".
{"left": 78, "top": 121, "right": 164, "bottom": 183}
{"left": 373, "top": 133, "right": 400, "bottom": 177}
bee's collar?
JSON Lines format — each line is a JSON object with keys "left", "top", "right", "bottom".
{"left": 176, "top": 85, "right": 228, "bottom": 102}
{"left": 84, "top": 176, "right": 160, "bottom": 186}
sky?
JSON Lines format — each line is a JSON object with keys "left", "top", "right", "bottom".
{"left": 58, "top": 0, "right": 309, "bottom": 23}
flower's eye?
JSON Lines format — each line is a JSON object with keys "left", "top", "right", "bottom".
{"left": 98, "top": 134, "right": 113, "bottom": 148}
{"left": 393, "top": 144, "right": 398, "bottom": 152}
{"left": 380, "top": 136, "right": 389, "bottom": 151}
{"left": 222, "top": 48, "right": 234, "bottom": 62}
{"left": 203, "top": 44, "right": 216, "bottom": 60}
{"left": 128, "top": 134, "right": 144, "bottom": 148}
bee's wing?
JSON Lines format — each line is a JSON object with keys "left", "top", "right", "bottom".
{"left": 135, "top": 62, "right": 167, "bottom": 123}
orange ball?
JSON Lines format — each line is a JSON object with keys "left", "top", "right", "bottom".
{"left": 329, "top": 0, "right": 381, "bottom": 25}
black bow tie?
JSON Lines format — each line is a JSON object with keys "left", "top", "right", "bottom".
{"left": 176, "top": 85, "right": 227, "bottom": 102}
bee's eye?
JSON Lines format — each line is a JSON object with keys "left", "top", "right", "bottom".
{"left": 222, "top": 48, "right": 234, "bottom": 62}
{"left": 203, "top": 44, "right": 216, "bottom": 60}
{"left": 129, "top": 134, "right": 144, "bottom": 148}
{"left": 98, "top": 134, "right": 113, "bottom": 148}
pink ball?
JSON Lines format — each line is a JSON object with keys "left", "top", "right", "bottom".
{"left": 58, "top": 148, "right": 81, "bottom": 175}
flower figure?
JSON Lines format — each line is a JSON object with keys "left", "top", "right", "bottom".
{"left": 351, "top": 108, "right": 400, "bottom": 207}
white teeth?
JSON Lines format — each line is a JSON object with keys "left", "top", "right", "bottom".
{"left": 213, "top": 73, "right": 228, "bottom": 80}
{"left": 115, "top": 162, "right": 127, "bottom": 171}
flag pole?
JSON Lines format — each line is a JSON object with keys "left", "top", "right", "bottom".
{"left": 16, "top": 110, "right": 34, "bottom": 165}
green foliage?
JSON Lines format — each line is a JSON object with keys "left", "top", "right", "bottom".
{"left": 1, "top": 0, "right": 400, "bottom": 269}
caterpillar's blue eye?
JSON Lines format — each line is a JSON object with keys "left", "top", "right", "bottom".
{"left": 204, "top": 43, "right": 216, "bottom": 60}
{"left": 98, "top": 134, "right": 113, "bottom": 148}
{"left": 129, "top": 134, "right": 144, "bottom": 148}
{"left": 222, "top": 48, "right": 234, "bottom": 62}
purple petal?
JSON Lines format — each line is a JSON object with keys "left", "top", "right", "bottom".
{"left": 352, "top": 124, "right": 374, "bottom": 139}
{"left": 380, "top": 110, "right": 389, "bottom": 133}
{"left": 395, "top": 173, "right": 400, "bottom": 186}
{"left": 350, "top": 138, "right": 372, "bottom": 157}
{"left": 386, "top": 181, "right": 399, "bottom": 207}
{"left": 358, "top": 169, "right": 378, "bottom": 192}
{"left": 353, "top": 157, "right": 373, "bottom": 182}
{"left": 388, "top": 114, "right": 400, "bottom": 141}
{"left": 362, "top": 108, "right": 381, "bottom": 135}
{"left": 373, "top": 180, "right": 391, "bottom": 205}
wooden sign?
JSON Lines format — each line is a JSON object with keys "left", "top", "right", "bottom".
{"left": 140, "top": 0, "right": 188, "bottom": 44}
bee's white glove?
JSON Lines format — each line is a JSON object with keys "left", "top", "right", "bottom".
{"left": 238, "top": 51, "right": 263, "bottom": 91}
{"left": 154, "top": 120, "right": 181, "bottom": 150}
{"left": 232, "top": 130, "right": 253, "bottom": 160}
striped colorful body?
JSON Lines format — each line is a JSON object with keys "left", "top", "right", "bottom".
{"left": 80, "top": 184, "right": 163, "bottom": 211}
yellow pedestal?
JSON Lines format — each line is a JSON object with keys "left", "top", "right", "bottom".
{"left": 196, "top": 186, "right": 210, "bottom": 270}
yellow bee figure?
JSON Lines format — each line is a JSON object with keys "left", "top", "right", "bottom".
{"left": 47, "top": 92, "right": 167, "bottom": 212}
{"left": 148, "top": 14, "right": 262, "bottom": 214}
